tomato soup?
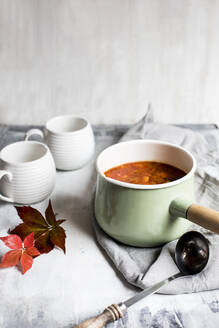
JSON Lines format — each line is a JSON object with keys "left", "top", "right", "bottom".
{"left": 104, "top": 161, "right": 186, "bottom": 185}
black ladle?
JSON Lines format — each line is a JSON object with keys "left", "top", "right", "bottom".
{"left": 75, "top": 231, "right": 209, "bottom": 328}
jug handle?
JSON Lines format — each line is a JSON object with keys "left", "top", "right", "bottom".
{"left": 25, "top": 129, "right": 44, "bottom": 141}
{"left": 0, "top": 170, "right": 13, "bottom": 203}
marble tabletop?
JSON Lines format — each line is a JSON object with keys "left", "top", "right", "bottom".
{"left": 0, "top": 124, "right": 219, "bottom": 328}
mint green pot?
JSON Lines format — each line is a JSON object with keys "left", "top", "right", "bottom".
{"left": 95, "top": 175, "right": 194, "bottom": 247}
{"left": 95, "top": 139, "right": 196, "bottom": 247}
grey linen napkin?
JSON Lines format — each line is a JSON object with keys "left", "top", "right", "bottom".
{"left": 92, "top": 109, "right": 219, "bottom": 294}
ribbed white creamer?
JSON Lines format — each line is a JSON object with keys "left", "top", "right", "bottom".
{"left": 25, "top": 116, "right": 95, "bottom": 171}
{"left": 0, "top": 141, "right": 56, "bottom": 204}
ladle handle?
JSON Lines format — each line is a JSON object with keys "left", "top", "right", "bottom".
{"left": 187, "top": 204, "right": 219, "bottom": 234}
{"left": 75, "top": 272, "right": 183, "bottom": 327}
{"left": 74, "top": 304, "right": 123, "bottom": 328}
{"left": 170, "top": 198, "right": 219, "bottom": 234}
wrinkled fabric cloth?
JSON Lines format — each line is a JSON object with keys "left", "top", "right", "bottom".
{"left": 93, "top": 109, "right": 219, "bottom": 294}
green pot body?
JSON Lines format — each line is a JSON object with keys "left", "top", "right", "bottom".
{"left": 95, "top": 174, "right": 195, "bottom": 247}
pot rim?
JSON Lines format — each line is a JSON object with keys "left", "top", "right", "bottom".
{"left": 96, "top": 139, "right": 197, "bottom": 190}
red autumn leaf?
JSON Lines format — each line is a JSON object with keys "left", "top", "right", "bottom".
{"left": 35, "top": 231, "right": 54, "bottom": 254}
{"left": 24, "top": 232, "right": 34, "bottom": 248}
{"left": 56, "top": 219, "right": 66, "bottom": 226}
{"left": 10, "top": 201, "right": 66, "bottom": 254}
{"left": 0, "top": 250, "right": 21, "bottom": 268}
{"left": 0, "top": 235, "right": 22, "bottom": 249}
{"left": 20, "top": 251, "right": 33, "bottom": 274}
{"left": 15, "top": 206, "right": 48, "bottom": 227}
{"left": 50, "top": 226, "right": 66, "bottom": 254}
{"left": 0, "top": 233, "right": 40, "bottom": 274}
{"left": 45, "top": 200, "right": 57, "bottom": 226}
{"left": 11, "top": 223, "right": 47, "bottom": 240}
{"left": 26, "top": 246, "right": 40, "bottom": 257}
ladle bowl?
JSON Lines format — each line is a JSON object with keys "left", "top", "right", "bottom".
{"left": 175, "top": 230, "right": 209, "bottom": 275}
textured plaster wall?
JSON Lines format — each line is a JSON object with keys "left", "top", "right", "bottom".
{"left": 0, "top": 0, "right": 219, "bottom": 125}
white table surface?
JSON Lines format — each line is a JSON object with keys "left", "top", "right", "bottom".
{"left": 0, "top": 125, "right": 219, "bottom": 327}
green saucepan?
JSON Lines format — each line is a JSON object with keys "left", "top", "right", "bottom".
{"left": 95, "top": 139, "right": 219, "bottom": 247}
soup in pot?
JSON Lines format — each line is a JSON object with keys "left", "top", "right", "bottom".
{"left": 104, "top": 161, "right": 186, "bottom": 185}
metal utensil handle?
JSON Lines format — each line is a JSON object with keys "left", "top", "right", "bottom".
{"left": 124, "top": 272, "right": 183, "bottom": 308}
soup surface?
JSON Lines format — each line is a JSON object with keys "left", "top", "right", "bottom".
{"left": 104, "top": 161, "right": 186, "bottom": 185}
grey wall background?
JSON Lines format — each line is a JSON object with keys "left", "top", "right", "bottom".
{"left": 0, "top": 0, "right": 219, "bottom": 125}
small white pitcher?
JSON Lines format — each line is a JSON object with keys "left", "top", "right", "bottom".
{"left": 25, "top": 115, "right": 95, "bottom": 171}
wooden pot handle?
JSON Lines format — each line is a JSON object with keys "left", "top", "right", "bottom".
{"left": 170, "top": 198, "right": 219, "bottom": 234}
{"left": 187, "top": 204, "right": 219, "bottom": 234}
{"left": 75, "top": 304, "right": 123, "bottom": 328}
